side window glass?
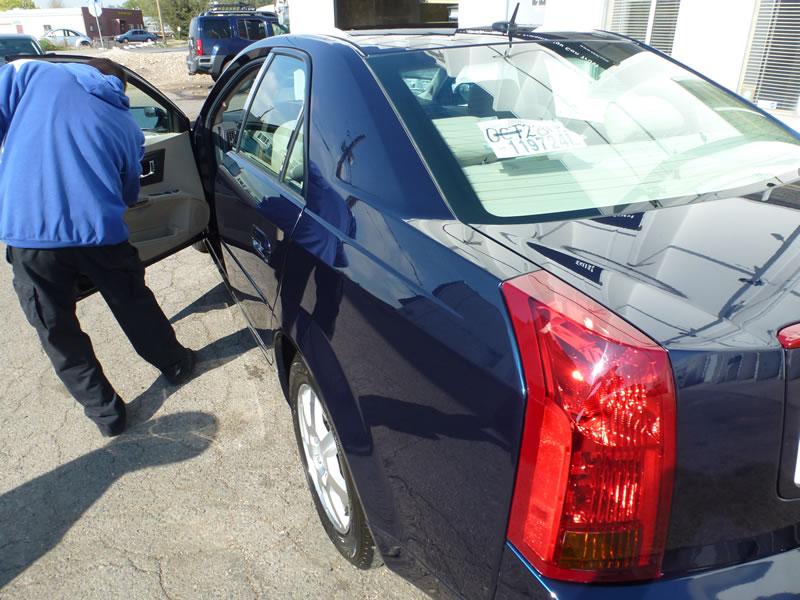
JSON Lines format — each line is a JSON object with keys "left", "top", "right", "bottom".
{"left": 239, "top": 54, "right": 307, "bottom": 180}
{"left": 285, "top": 119, "right": 304, "bottom": 193}
{"left": 211, "top": 66, "right": 260, "bottom": 161}
{"left": 238, "top": 19, "right": 267, "bottom": 41}
{"left": 251, "top": 20, "right": 267, "bottom": 40}
{"left": 126, "top": 82, "right": 173, "bottom": 134}
{"left": 204, "top": 19, "right": 231, "bottom": 39}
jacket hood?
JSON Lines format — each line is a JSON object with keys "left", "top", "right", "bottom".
{"left": 63, "top": 63, "right": 129, "bottom": 110}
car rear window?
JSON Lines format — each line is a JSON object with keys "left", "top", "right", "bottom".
{"left": 200, "top": 18, "right": 231, "bottom": 39}
{"left": 368, "top": 40, "right": 800, "bottom": 224}
{"left": 0, "top": 39, "right": 40, "bottom": 56}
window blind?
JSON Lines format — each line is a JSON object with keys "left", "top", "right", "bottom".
{"left": 741, "top": 0, "right": 800, "bottom": 113}
{"left": 606, "top": 0, "right": 681, "bottom": 55}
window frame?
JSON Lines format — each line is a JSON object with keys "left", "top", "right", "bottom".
{"left": 208, "top": 57, "right": 268, "bottom": 148}
{"left": 233, "top": 47, "right": 312, "bottom": 202}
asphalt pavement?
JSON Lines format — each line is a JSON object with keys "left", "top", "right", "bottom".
{"left": 0, "top": 70, "right": 427, "bottom": 599}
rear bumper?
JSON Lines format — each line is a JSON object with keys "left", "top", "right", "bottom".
{"left": 495, "top": 542, "right": 800, "bottom": 599}
{"left": 186, "top": 54, "right": 225, "bottom": 75}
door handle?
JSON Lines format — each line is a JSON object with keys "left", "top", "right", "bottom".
{"left": 140, "top": 159, "right": 156, "bottom": 179}
{"left": 251, "top": 226, "right": 272, "bottom": 261}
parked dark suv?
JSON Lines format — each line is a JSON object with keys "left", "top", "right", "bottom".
{"left": 187, "top": 3, "right": 285, "bottom": 80}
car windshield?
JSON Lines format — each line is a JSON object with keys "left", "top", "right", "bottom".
{"left": 0, "top": 39, "right": 39, "bottom": 56}
{"left": 368, "top": 39, "right": 800, "bottom": 223}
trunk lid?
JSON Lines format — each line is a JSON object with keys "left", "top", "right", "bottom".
{"left": 473, "top": 191, "right": 800, "bottom": 575}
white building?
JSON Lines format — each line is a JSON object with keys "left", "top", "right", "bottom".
{"left": 287, "top": 0, "right": 800, "bottom": 130}
{"left": 0, "top": 6, "right": 144, "bottom": 40}
{"left": 0, "top": 8, "right": 87, "bottom": 38}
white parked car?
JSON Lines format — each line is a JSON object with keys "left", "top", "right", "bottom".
{"left": 43, "top": 29, "right": 92, "bottom": 48}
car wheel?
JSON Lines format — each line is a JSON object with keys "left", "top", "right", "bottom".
{"left": 289, "top": 356, "right": 379, "bottom": 569}
{"left": 211, "top": 58, "right": 231, "bottom": 82}
{"left": 80, "top": 41, "right": 90, "bottom": 47}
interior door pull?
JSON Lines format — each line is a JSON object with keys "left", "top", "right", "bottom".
{"left": 251, "top": 226, "right": 272, "bottom": 261}
{"left": 140, "top": 159, "right": 156, "bottom": 179}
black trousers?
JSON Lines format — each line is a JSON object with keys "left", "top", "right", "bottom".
{"left": 8, "top": 242, "right": 185, "bottom": 434}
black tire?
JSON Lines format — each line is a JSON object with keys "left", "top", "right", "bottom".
{"left": 289, "top": 356, "right": 379, "bottom": 569}
{"left": 211, "top": 58, "right": 231, "bottom": 82}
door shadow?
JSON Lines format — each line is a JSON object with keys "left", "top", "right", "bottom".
{"left": 0, "top": 411, "right": 219, "bottom": 590}
{"left": 168, "top": 282, "right": 232, "bottom": 325}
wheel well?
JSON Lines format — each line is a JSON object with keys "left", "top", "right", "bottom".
{"left": 274, "top": 332, "right": 297, "bottom": 403}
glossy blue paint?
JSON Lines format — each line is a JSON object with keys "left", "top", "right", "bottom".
{"left": 214, "top": 150, "right": 301, "bottom": 349}
{"left": 496, "top": 542, "right": 800, "bottom": 599}
{"left": 270, "top": 37, "right": 529, "bottom": 599}
{"left": 186, "top": 30, "right": 800, "bottom": 600}
{"left": 474, "top": 197, "right": 800, "bottom": 575}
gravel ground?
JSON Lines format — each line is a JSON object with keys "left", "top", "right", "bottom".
{"left": 91, "top": 47, "right": 212, "bottom": 118}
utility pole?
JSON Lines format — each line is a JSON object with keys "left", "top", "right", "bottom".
{"left": 154, "top": 0, "right": 166, "bottom": 42}
{"left": 91, "top": 0, "right": 104, "bottom": 49}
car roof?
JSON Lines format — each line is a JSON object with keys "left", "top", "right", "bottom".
{"left": 197, "top": 11, "right": 277, "bottom": 20}
{"left": 316, "top": 28, "right": 630, "bottom": 56}
{"left": 0, "top": 34, "right": 37, "bottom": 41}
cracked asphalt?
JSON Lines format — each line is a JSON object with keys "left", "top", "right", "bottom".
{"left": 0, "top": 253, "right": 427, "bottom": 596}
{"left": 1, "top": 51, "right": 429, "bottom": 599}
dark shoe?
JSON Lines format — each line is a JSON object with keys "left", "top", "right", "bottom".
{"left": 163, "top": 348, "right": 197, "bottom": 386}
{"left": 100, "top": 402, "right": 127, "bottom": 438}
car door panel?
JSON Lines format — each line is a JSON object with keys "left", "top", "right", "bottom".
{"left": 212, "top": 51, "right": 308, "bottom": 349}
{"left": 215, "top": 151, "right": 303, "bottom": 326}
{"left": 125, "top": 131, "right": 209, "bottom": 264}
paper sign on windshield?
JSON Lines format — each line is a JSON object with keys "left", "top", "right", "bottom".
{"left": 477, "top": 119, "right": 586, "bottom": 159}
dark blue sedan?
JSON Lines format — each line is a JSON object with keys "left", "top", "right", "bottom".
{"left": 30, "top": 26, "right": 800, "bottom": 599}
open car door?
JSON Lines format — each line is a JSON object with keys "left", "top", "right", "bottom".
{"left": 12, "top": 55, "right": 210, "bottom": 295}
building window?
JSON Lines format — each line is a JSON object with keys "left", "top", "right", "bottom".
{"left": 606, "top": 0, "right": 681, "bottom": 55}
{"left": 741, "top": 0, "right": 800, "bottom": 114}
{"left": 334, "top": 0, "right": 456, "bottom": 29}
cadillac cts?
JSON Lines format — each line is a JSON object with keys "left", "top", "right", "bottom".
{"left": 27, "top": 25, "right": 800, "bottom": 599}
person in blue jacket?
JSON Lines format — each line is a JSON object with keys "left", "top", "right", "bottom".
{"left": 0, "top": 58, "right": 195, "bottom": 437}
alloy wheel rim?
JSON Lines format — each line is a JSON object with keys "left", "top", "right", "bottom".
{"left": 297, "top": 383, "right": 351, "bottom": 534}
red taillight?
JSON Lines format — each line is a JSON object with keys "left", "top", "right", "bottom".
{"left": 196, "top": 38, "right": 203, "bottom": 55}
{"left": 502, "top": 271, "right": 676, "bottom": 583}
{"left": 779, "top": 324, "right": 800, "bottom": 349}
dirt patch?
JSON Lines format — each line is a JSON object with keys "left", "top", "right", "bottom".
{"left": 92, "top": 47, "right": 213, "bottom": 117}
{"left": 98, "top": 47, "right": 211, "bottom": 97}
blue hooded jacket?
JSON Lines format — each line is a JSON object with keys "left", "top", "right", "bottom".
{"left": 0, "top": 60, "right": 144, "bottom": 248}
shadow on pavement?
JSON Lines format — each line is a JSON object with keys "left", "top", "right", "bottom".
{"left": 129, "top": 327, "right": 258, "bottom": 424}
{"left": 169, "top": 282, "right": 231, "bottom": 325}
{"left": 0, "top": 411, "right": 219, "bottom": 590}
